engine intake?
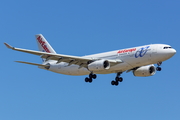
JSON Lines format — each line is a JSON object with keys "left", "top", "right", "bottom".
{"left": 88, "top": 60, "right": 110, "bottom": 72}
{"left": 133, "top": 65, "right": 156, "bottom": 77}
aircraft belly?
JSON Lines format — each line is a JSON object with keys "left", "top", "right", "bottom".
{"left": 93, "top": 62, "right": 132, "bottom": 74}
{"left": 111, "top": 62, "right": 132, "bottom": 71}
{"left": 49, "top": 63, "right": 90, "bottom": 76}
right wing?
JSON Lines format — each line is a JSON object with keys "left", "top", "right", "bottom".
{"left": 4, "top": 43, "right": 122, "bottom": 68}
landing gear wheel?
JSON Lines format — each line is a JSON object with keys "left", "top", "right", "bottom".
{"left": 85, "top": 73, "right": 97, "bottom": 83}
{"left": 115, "top": 77, "right": 123, "bottom": 82}
{"left": 111, "top": 80, "right": 115, "bottom": 85}
{"left": 114, "top": 81, "right": 119, "bottom": 86}
{"left": 111, "top": 80, "right": 119, "bottom": 86}
{"left": 111, "top": 72, "right": 123, "bottom": 86}
{"left": 89, "top": 73, "right": 97, "bottom": 79}
{"left": 156, "top": 67, "right": 162, "bottom": 71}
{"left": 92, "top": 74, "right": 97, "bottom": 79}
{"left": 119, "top": 77, "right": 123, "bottom": 82}
{"left": 85, "top": 77, "right": 89, "bottom": 82}
{"left": 89, "top": 78, "right": 93, "bottom": 83}
{"left": 85, "top": 77, "right": 93, "bottom": 83}
{"left": 156, "top": 62, "right": 162, "bottom": 71}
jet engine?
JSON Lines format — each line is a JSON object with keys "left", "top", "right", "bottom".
{"left": 133, "top": 65, "right": 156, "bottom": 77}
{"left": 88, "top": 60, "right": 110, "bottom": 71}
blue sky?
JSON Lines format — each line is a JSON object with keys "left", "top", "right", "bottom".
{"left": 1, "top": 0, "right": 180, "bottom": 120}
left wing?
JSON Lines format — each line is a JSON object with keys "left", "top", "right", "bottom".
{"left": 4, "top": 43, "right": 122, "bottom": 68}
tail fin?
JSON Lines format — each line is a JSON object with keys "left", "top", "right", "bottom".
{"left": 35, "top": 34, "right": 56, "bottom": 54}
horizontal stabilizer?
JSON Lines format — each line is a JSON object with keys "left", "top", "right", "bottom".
{"left": 15, "top": 61, "right": 49, "bottom": 67}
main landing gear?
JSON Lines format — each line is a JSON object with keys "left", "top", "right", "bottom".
{"left": 85, "top": 73, "right": 97, "bottom": 83}
{"left": 111, "top": 72, "right": 123, "bottom": 86}
{"left": 84, "top": 72, "right": 123, "bottom": 86}
{"left": 156, "top": 62, "right": 162, "bottom": 71}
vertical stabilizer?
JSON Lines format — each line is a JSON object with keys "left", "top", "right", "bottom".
{"left": 35, "top": 34, "right": 56, "bottom": 54}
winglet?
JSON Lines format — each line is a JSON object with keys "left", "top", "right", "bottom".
{"left": 4, "top": 43, "right": 14, "bottom": 49}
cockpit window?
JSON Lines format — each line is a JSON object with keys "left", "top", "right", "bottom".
{"left": 163, "top": 46, "right": 172, "bottom": 49}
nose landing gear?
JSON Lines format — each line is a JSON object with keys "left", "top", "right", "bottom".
{"left": 156, "top": 62, "right": 162, "bottom": 71}
{"left": 156, "top": 67, "right": 161, "bottom": 71}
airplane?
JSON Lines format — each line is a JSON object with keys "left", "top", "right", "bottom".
{"left": 4, "top": 34, "right": 176, "bottom": 86}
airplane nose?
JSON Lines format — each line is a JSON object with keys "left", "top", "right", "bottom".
{"left": 171, "top": 49, "right": 176, "bottom": 55}
{"left": 168, "top": 49, "right": 176, "bottom": 57}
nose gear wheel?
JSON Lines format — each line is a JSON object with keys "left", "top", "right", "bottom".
{"left": 156, "top": 62, "right": 162, "bottom": 71}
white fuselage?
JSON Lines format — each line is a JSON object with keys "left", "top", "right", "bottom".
{"left": 43, "top": 44, "right": 176, "bottom": 75}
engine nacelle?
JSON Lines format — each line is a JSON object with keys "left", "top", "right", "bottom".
{"left": 133, "top": 65, "right": 156, "bottom": 77}
{"left": 88, "top": 60, "right": 110, "bottom": 72}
